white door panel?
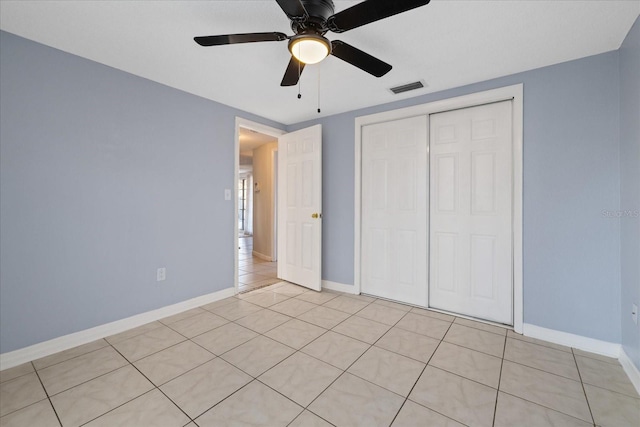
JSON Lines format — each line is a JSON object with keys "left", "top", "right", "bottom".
{"left": 361, "top": 116, "right": 428, "bottom": 306}
{"left": 429, "top": 101, "right": 513, "bottom": 324}
{"left": 277, "top": 125, "right": 322, "bottom": 291}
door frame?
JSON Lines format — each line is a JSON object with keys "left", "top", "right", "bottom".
{"left": 234, "top": 117, "right": 286, "bottom": 294}
{"left": 354, "top": 84, "right": 524, "bottom": 333}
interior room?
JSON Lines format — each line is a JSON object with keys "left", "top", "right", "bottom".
{"left": 1, "top": 1, "right": 639, "bottom": 426}
{"left": 237, "top": 127, "right": 280, "bottom": 293}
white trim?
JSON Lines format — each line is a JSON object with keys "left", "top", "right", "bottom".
{"left": 234, "top": 118, "right": 286, "bottom": 294}
{"left": 321, "top": 280, "right": 358, "bottom": 295}
{"left": 271, "top": 149, "right": 278, "bottom": 262}
{"left": 511, "top": 88, "right": 524, "bottom": 334}
{"left": 518, "top": 324, "right": 640, "bottom": 394}
{"left": 619, "top": 347, "right": 640, "bottom": 395}
{"left": 354, "top": 122, "right": 363, "bottom": 296}
{"left": 522, "top": 323, "right": 620, "bottom": 358}
{"left": 0, "top": 287, "right": 235, "bottom": 371}
{"left": 251, "top": 250, "right": 272, "bottom": 261}
{"left": 354, "top": 84, "right": 524, "bottom": 332}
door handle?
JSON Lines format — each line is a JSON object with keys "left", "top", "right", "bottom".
{"left": 311, "top": 213, "right": 322, "bottom": 219}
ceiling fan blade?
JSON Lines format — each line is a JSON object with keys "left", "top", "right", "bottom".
{"left": 281, "top": 56, "right": 305, "bottom": 86}
{"left": 328, "top": 0, "right": 430, "bottom": 33}
{"left": 275, "top": 0, "right": 308, "bottom": 20}
{"left": 194, "top": 32, "right": 288, "bottom": 46}
{"left": 330, "top": 40, "right": 392, "bottom": 77}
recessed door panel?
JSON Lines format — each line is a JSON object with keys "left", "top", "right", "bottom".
{"left": 435, "top": 154, "right": 457, "bottom": 213}
{"left": 434, "top": 232, "right": 457, "bottom": 292}
{"left": 287, "top": 164, "right": 297, "bottom": 208}
{"left": 369, "top": 228, "right": 388, "bottom": 280}
{"left": 470, "top": 234, "right": 496, "bottom": 299}
{"left": 396, "top": 230, "right": 416, "bottom": 286}
{"left": 371, "top": 159, "right": 388, "bottom": 211}
{"left": 397, "top": 158, "right": 416, "bottom": 211}
{"left": 302, "top": 159, "right": 313, "bottom": 208}
{"left": 301, "top": 222, "right": 313, "bottom": 270}
{"left": 471, "top": 152, "right": 497, "bottom": 215}
{"left": 286, "top": 221, "right": 297, "bottom": 267}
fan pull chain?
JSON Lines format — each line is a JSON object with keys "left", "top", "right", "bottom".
{"left": 317, "top": 63, "right": 321, "bottom": 114}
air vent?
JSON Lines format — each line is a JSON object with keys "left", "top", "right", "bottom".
{"left": 389, "top": 81, "right": 425, "bottom": 95}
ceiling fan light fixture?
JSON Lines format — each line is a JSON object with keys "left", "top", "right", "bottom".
{"left": 289, "top": 34, "right": 330, "bottom": 64}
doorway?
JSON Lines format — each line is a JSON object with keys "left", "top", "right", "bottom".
{"left": 355, "top": 85, "right": 524, "bottom": 331}
{"left": 234, "top": 119, "right": 323, "bottom": 294}
{"left": 235, "top": 119, "right": 285, "bottom": 293}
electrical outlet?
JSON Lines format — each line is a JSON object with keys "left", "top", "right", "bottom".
{"left": 633, "top": 304, "right": 638, "bottom": 325}
{"left": 157, "top": 267, "right": 166, "bottom": 282}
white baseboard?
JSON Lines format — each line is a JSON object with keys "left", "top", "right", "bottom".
{"left": 321, "top": 280, "right": 357, "bottom": 294}
{"left": 0, "top": 287, "right": 236, "bottom": 371}
{"left": 619, "top": 347, "right": 640, "bottom": 395}
{"left": 522, "top": 323, "right": 620, "bottom": 357}
{"left": 252, "top": 250, "right": 273, "bottom": 261}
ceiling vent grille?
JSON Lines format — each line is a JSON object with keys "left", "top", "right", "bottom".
{"left": 389, "top": 81, "right": 425, "bottom": 95}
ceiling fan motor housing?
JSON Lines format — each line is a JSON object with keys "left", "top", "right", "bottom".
{"left": 291, "top": 0, "right": 335, "bottom": 34}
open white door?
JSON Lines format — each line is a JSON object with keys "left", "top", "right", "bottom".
{"left": 277, "top": 125, "right": 322, "bottom": 291}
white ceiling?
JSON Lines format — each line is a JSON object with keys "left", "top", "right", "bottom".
{"left": 239, "top": 127, "right": 277, "bottom": 156}
{"left": 1, "top": 1, "right": 638, "bottom": 125}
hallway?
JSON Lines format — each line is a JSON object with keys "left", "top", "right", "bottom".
{"left": 238, "top": 236, "right": 279, "bottom": 293}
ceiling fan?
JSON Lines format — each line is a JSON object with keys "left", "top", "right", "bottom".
{"left": 194, "top": 0, "right": 431, "bottom": 86}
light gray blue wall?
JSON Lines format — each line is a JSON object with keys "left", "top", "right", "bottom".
{"left": 619, "top": 17, "right": 640, "bottom": 370}
{"left": 0, "top": 26, "right": 631, "bottom": 353}
{"left": 0, "top": 31, "right": 284, "bottom": 353}
{"left": 290, "top": 51, "right": 622, "bottom": 343}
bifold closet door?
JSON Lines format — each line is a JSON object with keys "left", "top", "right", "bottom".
{"left": 429, "top": 101, "right": 513, "bottom": 324}
{"left": 361, "top": 116, "right": 428, "bottom": 306}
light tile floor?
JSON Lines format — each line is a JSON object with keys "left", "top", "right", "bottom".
{"left": 238, "top": 236, "right": 279, "bottom": 293}
{"left": 1, "top": 282, "right": 639, "bottom": 427}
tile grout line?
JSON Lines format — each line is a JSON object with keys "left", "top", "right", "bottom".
{"left": 580, "top": 381, "right": 640, "bottom": 400}
{"left": 506, "top": 332, "right": 572, "bottom": 353}
{"left": 285, "top": 408, "right": 336, "bottom": 427}
{"left": 286, "top": 298, "right": 389, "bottom": 421}
{"left": 503, "top": 357, "right": 585, "bottom": 384}
{"left": 141, "top": 337, "right": 219, "bottom": 384}
{"left": 35, "top": 355, "right": 132, "bottom": 399}
{"left": 78, "top": 388, "right": 160, "bottom": 426}
{"left": 427, "top": 343, "right": 593, "bottom": 420}
{"left": 181, "top": 376, "right": 257, "bottom": 423}
{"left": 108, "top": 343, "right": 197, "bottom": 425}
{"left": 487, "top": 352, "right": 600, "bottom": 425}
{"left": 491, "top": 326, "right": 508, "bottom": 427}
{"left": 186, "top": 292, "right": 325, "bottom": 423}
{"left": 317, "top": 304, "right": 457, "bottom": 424}
{"left": 442, "top": 325, "right": 508, "bottom": 360}
{"left": 388, "top": 319, "right": 457, "bottom": 427}
{"left": 497, "top": 389, "right": 600, "bottom": 426}
{"left": 297, "top": 305, "right": 377, "bottom": 343}
{"left": 30, "top": 342, "right": 111, "bottom": 371}
{"left": 189, "top": 328, "right": 257, "bottom": 358}
{"left": 30, "top": 360, "right": 64, "bottom": 427}
{"left": 105, "top": 322, "right": 166, "bottom": 347}
{"left": 571, "top": 348, "right": 597, "bottom": 426}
